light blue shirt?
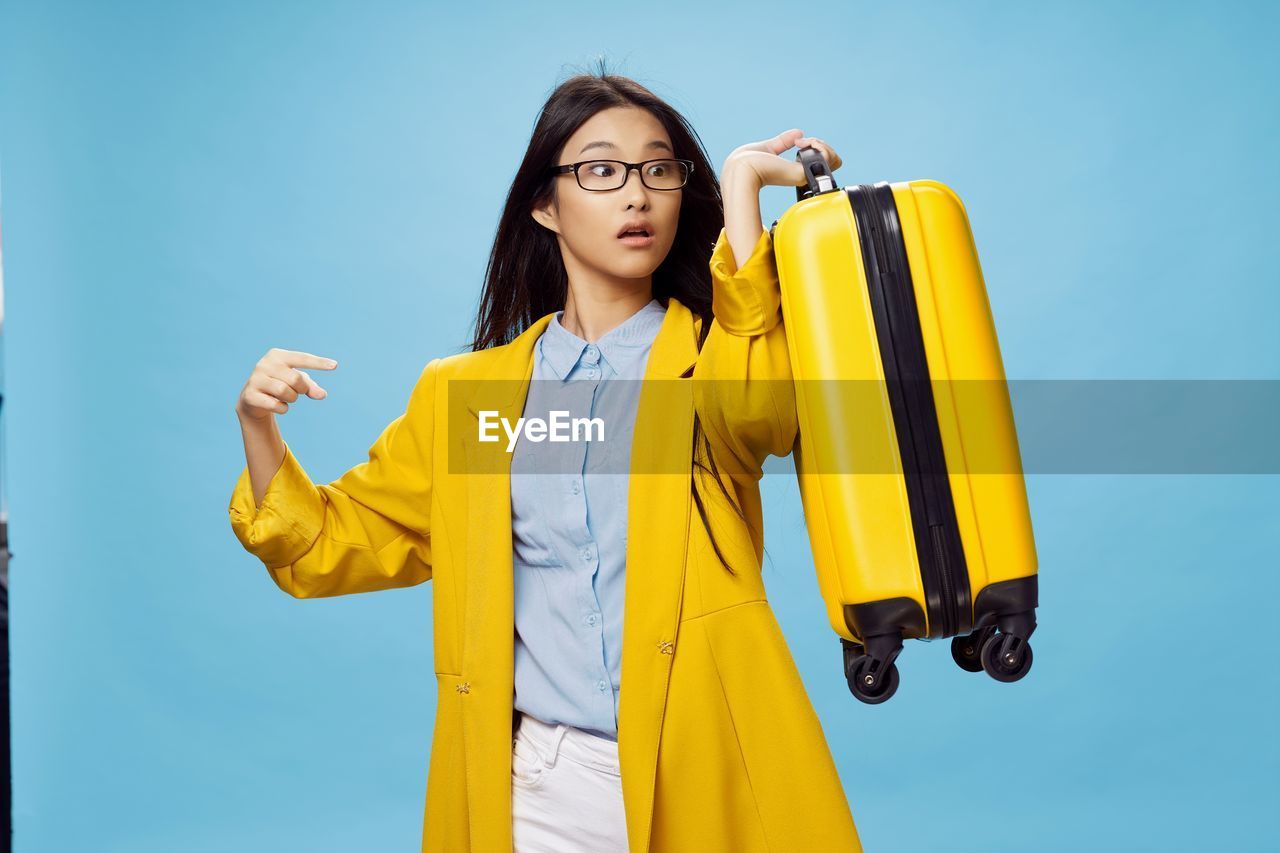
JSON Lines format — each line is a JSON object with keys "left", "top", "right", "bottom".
{"left": 509, "top": 297, "right": 667, "bottom": 741}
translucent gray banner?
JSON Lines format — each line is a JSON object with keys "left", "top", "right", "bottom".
{"left": 444, "top": 379, "right": 1280, "bottom": 475}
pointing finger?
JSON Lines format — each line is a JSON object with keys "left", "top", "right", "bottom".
{"left": 274, "top": 349, "right": 339, "bottom": 370}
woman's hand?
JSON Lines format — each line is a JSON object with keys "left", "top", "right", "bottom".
{"left": 719, "top": 129, "right": 844, "bottom": 268}
{"left": 236, "top": 348, "right": 338, "bottom": 423}
{"left": 722, "top": 128, "right": 843, "bottom": 190}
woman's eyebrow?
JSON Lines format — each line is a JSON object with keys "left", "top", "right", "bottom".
{"left": 577, "top": 139, "right": 675, "bottom": 156}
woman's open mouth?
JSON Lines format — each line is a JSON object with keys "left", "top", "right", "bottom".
{"left": 618, "top": 229, "right": 654, "bottom": 248}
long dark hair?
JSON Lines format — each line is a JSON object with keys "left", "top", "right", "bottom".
{"left": 468, "top": 61, "right": 758, "bottom": 575}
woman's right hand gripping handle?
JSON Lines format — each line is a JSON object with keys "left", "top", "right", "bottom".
{"left": 235, "top": 347, "right": 339, "bottom": 509}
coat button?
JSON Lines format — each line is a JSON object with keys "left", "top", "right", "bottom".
{"left": 456, "top": 682, "right": 471, "bottom": 693}
{"left": 657, "top": 640, "right": 674, "bottom": 655}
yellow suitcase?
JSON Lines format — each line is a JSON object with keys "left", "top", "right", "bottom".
{"left": 772, "top": 149, "right": 1039, "bottom": 703}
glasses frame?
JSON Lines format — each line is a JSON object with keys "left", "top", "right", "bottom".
{"left": 548, "top": 158, "right": 695, "bottom": 192}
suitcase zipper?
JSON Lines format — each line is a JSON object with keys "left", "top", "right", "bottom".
{"left": 847, "top": 184, "right": 972, "bottom": 639}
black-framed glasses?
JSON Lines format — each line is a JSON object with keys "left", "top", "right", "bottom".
{"left": 548, "top": 158, "right": 694, "bottom": 192}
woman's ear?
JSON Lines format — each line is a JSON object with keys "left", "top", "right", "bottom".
{"left": 531, "top": 201, "right": 560, "bottom": 235}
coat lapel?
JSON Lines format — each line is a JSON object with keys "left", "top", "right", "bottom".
{"left": 458, "top": 297, "right": 701, "bottom": 853}
{"left": 613, "top": 298, "right": 701, "bottom": 853}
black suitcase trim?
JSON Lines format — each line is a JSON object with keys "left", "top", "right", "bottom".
{"left": 846, "top": 183, "right": 973, "bottom": 640}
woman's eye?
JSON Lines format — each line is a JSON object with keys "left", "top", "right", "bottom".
{"left": 589, "top": 164, "right": 616, "bottom": 177}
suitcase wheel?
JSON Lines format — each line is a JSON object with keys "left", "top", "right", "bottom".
{"left": 979, "top": 631, "right": 1034, "bottom": 683}
{"left": 843, "top": 637, "right": 903, "bottom": 704}
{"left": 950, "top": 626, "right": 997, "bottom": 673}
{"left": 847, "top": 656, "right": 900, "bottom": 704}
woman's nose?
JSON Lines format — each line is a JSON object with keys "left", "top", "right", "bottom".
{"left": 621, "top": 167, "right": 649, "bottom": 202}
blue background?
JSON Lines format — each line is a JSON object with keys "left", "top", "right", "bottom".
{"left": 2, "top": 0, "right": 1277, "bottom": 850}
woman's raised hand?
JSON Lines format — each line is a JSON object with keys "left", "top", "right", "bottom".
{"left": 718, "top": 129, "right": 845, "bottom": 268}
{"left": 236, "top": 348, "right": 339, "bottom": 421}
{"left": 722, "top": 128, "right": 843, "bottom": 190}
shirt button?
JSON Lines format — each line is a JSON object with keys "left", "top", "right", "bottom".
{"left": 585, "top": 613, "right": 599, "bottom": 626}
{"left": 581, "top": 546, "right": 593, "bottom": 561}
{"left": 571, "top": 480, "right": 581, "bottom": 495}
{"left": 597, "top": 679, "right": 608, "bottom": 692}
{"left": 587, "top": 369, "right": 598, "bottom": 378}
{"left": 583, "top": 346, "right": 599, "bottom": 364}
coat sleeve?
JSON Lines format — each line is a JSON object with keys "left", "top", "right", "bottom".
{"left": 227, "top": 358, "right": 439, "bottom": 599}
{"left": 692, "top": 226, "right": 798, "bottom": 495}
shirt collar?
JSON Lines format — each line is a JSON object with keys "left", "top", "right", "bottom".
{"left": 539, "top": 298, "right": 666, "bottom": 380}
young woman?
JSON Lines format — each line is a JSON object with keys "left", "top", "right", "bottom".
{"left": 229, "top": 70, "right": 861, "bottom": 853}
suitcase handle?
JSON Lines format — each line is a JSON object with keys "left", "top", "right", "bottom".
{"left": 796, "top": 145, "right": 837, "bottom": 202}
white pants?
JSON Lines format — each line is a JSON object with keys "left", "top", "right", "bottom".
{"left": 511, "top": 711, "right": 629, "bottom": 853}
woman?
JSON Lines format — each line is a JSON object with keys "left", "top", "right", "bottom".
{"left": 229, "top": 70, "right": 861, "bottom": 853}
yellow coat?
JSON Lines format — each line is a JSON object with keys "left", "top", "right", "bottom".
{"left": 229, "top": 226, "right": 863, "bottom": 853}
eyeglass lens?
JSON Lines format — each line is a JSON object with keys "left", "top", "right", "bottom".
{"left": 577, "top": 160, "right": 688, "bottom": 191}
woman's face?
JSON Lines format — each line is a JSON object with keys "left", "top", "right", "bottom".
{"left": 533, "top": 106, "right": 682, "bottom": 288}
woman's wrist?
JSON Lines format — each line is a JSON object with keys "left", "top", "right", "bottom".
{"left": 719, "top": 160, "right": 766, "bottom": 270}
